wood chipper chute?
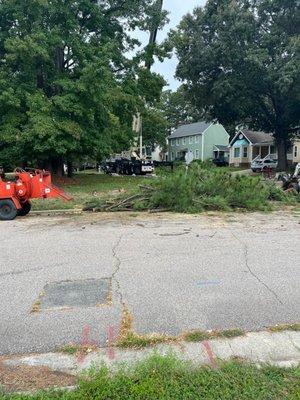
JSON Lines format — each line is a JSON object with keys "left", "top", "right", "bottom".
{"left": 0, "top": 168, "right": 72, "bottom": 221}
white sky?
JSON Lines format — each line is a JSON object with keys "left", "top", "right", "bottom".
{"left": 135, "top": 0, "right": 206, "bottom": 90}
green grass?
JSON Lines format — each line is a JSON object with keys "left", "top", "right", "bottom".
{"left": 58, "top": 344, "right": 80, "bottom": 355}
{"left": 30, "top": 172, "right": 148, "bottom": 211}
{"left": 269, "top": 323, "right": 300, "bottom": 333}
{"left": 116, "top": 332, "right": 176, "bottom": 349}
{"left": 2, "top": 355, "right": 300, "bottom": 400}
{"left": 184, "top": 329, "right": 245, "bottom": 343}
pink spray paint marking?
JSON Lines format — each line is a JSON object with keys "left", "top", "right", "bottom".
{"left": 106, "top": 325, "right": 116, "bottom": 360}
{"left": 202, "top": 340, "right": 217, "bottom": 368}
{"left": 77, "top": 324, "right": 97, "bottom": 364}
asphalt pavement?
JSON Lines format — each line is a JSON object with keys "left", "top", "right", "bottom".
{"left": 0, "top": 210, "right": 299, "bottom": 355}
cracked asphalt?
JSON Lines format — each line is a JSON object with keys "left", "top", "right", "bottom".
{"left": 0, "top": 210, "right": 299, "bottom": 355}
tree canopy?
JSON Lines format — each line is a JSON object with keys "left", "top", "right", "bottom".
{"left": 0, "top": 0, "right": 166, "bottom": 172}
{"left": 171, "top": 0, "right": 300, "bottom": 169}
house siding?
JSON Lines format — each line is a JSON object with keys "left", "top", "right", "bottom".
{"left": 203, "top": 124, "right": 229, "bottom": 160}
{"left": 169, "top": 135, "right": 203, "bottom": 161}
{"left": 168, "top": 123, "right": 229, "bottom": 161}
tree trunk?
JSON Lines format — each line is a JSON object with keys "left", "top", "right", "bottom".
{"left": 67, "top": 160, "right": 74, "bottom": 178}
{"left": 50, "top": 157, "right": 64, "bottom": 177}
{"left": 276, "top": 138, "right": 288, "bottom": 171}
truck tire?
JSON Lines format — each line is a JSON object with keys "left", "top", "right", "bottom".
{"left": 18, "top": 201, "right": 31, "bottom": 216}
{"left": 0, "top": 199, "right": 18, "bottom": 221}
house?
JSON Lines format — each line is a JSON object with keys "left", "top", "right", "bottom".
{"left": 229, "top": 129, "right": 300, "bottom": 167}
{"left": 213, "top": 145, "right": 230, "bottom": 160}
{"left": 168, "top": 121, "right": 229, "bottom": 162}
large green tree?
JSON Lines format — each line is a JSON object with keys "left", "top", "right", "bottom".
{"left": 171, "top": 0, "right": 300, "bottom": 169}
{"left": 0, "top": 0, "right": 166, "bottom": 173}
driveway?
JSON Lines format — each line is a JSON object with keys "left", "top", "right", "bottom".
{"left": 0, "top": 211, "right": 299, "bottom": 355}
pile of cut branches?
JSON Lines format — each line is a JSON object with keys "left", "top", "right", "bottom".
{"left": 83, "top": 185, "right": 157, "bottom": 212}
{"left": 83, "top": 164, "right": 298, "bottom": 213}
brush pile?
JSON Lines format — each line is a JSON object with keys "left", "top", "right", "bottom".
{"left": 83, "top": 164, "right": 297, "bottom": 213}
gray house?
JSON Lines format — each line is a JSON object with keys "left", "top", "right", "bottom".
{"left": 168, "top": 121, "right": 229, "bottom": 162}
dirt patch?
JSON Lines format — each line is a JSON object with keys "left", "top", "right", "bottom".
{"left": 0, "top": 360, "right": 76, "bottom": 393}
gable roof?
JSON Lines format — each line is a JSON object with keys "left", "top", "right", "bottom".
{"left": 169, "top": 121, "right": 212, "bottom": 139}
{"left": 230, "top": 130, "right": 274, "bottom": 146}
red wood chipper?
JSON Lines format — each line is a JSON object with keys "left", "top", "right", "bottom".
{"left": 0, "top": 168, "right": 71, "bottom": 221}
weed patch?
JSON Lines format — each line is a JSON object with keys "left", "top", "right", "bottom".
{"left": 183, "top": 328, "right": 245, "bottom": 342}
{"left": 269, "top": 323, "right": 300, "bottom": 332}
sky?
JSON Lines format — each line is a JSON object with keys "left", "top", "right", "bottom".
{"left": 137, "top": 0, "right": 207, "bottom": 90}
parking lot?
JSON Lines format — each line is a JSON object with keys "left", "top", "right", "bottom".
{"left": 0, "top": 210, "right": 299, "bottom": 355}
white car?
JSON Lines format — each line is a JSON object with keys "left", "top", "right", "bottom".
{"left": 251, "top": 159, "right": 278, "bottom": 172}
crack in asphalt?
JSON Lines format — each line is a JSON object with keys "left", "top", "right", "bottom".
{"left": 0, "top": 263, "right": 65, "bottom": 279}
{"left": 111, "top": 235, "right": 125, "bottom": 307}
{"left": 230, "top": 230, "right": 284, "bottom": 305}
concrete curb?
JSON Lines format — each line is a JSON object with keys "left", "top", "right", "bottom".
{"left": 30, "top": 209, "right": 82, "bottom": 216}
{"left": 4, "top": 330, "right": 300, "bottom": 375}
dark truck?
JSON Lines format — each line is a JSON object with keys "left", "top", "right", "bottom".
{"left": 101, "top": 157, "right": 154, "bottom": 176}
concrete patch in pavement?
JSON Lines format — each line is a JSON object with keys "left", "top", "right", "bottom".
{"left": 31, "top": 278, "right": 112, "bottom": 313}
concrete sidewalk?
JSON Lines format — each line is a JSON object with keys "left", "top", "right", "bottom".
{"left": 3, "top": 330, "right": 300, "bottom": 375}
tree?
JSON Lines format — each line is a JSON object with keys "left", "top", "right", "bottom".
{"left": 161, "top": 87, "right": 201, "bottom": 135}
{"left": 0, "top": 0, "right": 166, "bottom": 173}
{"left": 171, "top": 0, "right": 300, "bottom": 169}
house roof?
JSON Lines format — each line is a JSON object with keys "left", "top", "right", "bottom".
{"left": 230, "top": 130, "right": 274, "bottom": 146}
{"left": 214, "top": 145, "right": 229, "bottom": 152}
{"left": 243, "top": 130, "right": 274, "bottom": 144}
{"left": 169, "top": 121, "right": 212, "bottom": 139}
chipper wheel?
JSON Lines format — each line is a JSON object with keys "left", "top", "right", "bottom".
{"left": 18, "top": 201, "right": 31, "bottom": 216}
{"left": 0, "top": 199, "right": 18, "bottom": 221}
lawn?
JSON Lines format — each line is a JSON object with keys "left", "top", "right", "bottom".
{"left": 30, "top": 172, "right": 148, "bottom": 211}
{"left": 2, "top": 355, "right": 300, "bottom": 400}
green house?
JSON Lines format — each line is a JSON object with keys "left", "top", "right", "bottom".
{"left": 168, "top": 121, "right": 229, "bottom": 162}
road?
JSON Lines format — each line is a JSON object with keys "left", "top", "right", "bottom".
{"left": 0, "top": 211, "right": 299, "bottom": 355}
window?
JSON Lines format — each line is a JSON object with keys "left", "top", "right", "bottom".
{"left": 195, "top": 149, "right": 199, "bottom": 159}
{"left": 170, "top": 139, "right": 174, "bottom": 147}
{"left": 234, "top": 147, "right": 240, "bottom": 158}
{"left": 176, "top": 138, "right": 180, "bottom": 146}
{"left": 182, "top": 137, "right": 186, "bottom": 145}
{"left": 171, "top": 152, "right": 174, "bottom": 161}
{"left": 243, "top": 147, "right": 248, "bottom": 158}
{"left": 195, "top": 136, "right": 199, "bottom": 143}
{"left": 189, "top": 136, "right": 193, "bottom": 144}
{"left": 295, "top": 146, "right": 298, "bottom": 158}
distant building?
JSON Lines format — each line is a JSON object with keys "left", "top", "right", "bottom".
{"left": 229, "top": 130, "right": 300, "bottom": 167}
{"left": 168, "top": 122, "right": 229, "bottom": 162}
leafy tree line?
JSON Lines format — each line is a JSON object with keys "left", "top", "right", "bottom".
{"left": 0, "top": 0, "right": 166, "bottom": 174}
{"left": 170, "top": 0, "right": 300, "bottom": 169}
